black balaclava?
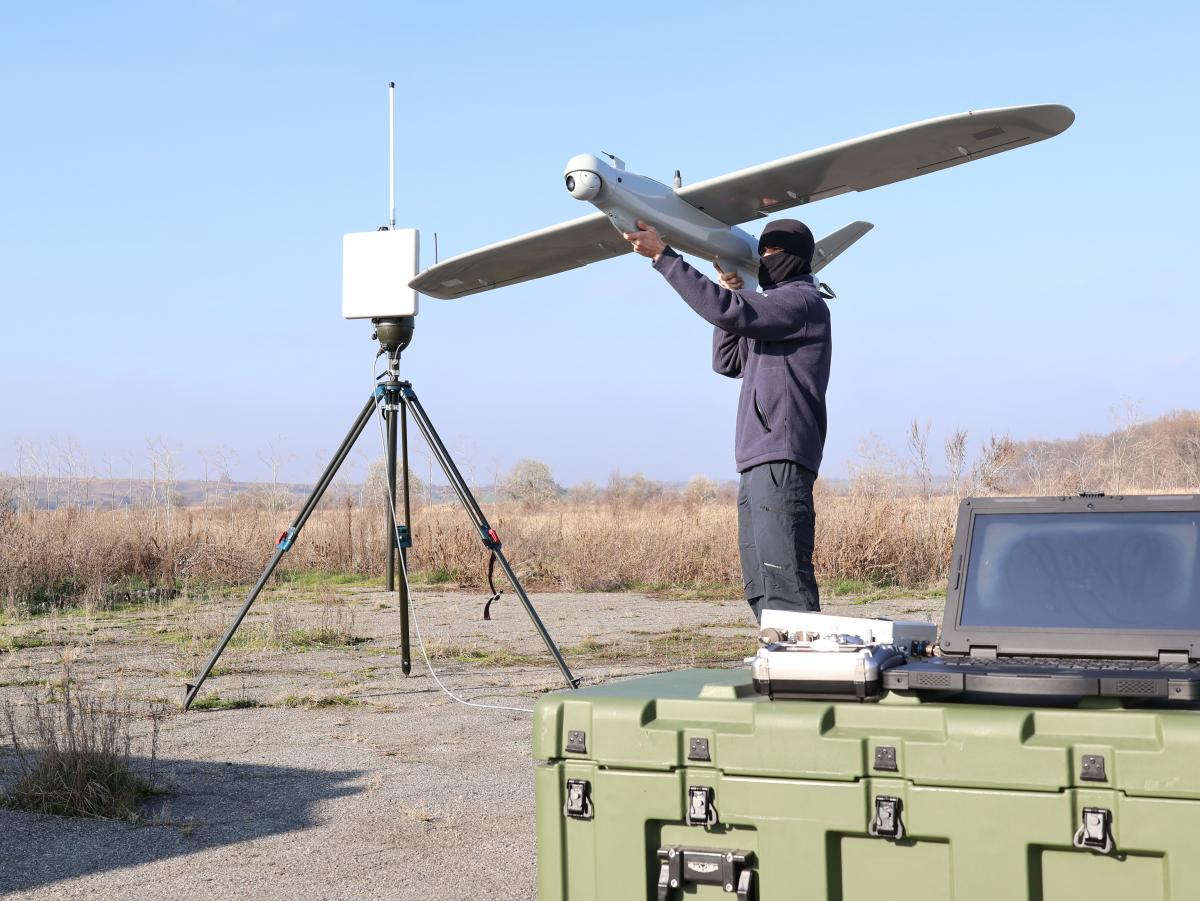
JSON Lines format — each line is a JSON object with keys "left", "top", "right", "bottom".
{"left": 757, "top": 219, "right": 815, "bottom": 289}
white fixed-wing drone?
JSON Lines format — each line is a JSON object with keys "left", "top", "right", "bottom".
{"left": 409, "top": 104, "right": 1074, "bottom": 299}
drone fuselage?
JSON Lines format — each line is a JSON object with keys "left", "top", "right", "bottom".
{"left": 564, "top": 153, "right": 761, "bottom": 289}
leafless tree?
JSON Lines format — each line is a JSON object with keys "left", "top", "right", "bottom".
{"left": 944, "top": 427, "right": 968, "bottom": 500}
{"left": 567, "top": 480, "right": 601, "bottom": 503}
{"left": 907, "top": 418, "right": 934, "bottom": 501}
{"left": 102, "top": 452, "right": 116, "bottom": 513}
{"left": 258, "top": 441, "right": 294, "bottom": 518}
{"left": 970, "top": 434, "right": 1016, "bottom": 495}
{"left": 1107, "top": 400, "right": 1136, "bottom": 493}
{"left": 146, "top": 439, "right": 180, "bottom": 531}
{"left": 682, "top": 475, "right": 720, "bottom": 505}
{"left": 13, "top": 440, "right": 33, "bottom": 514}
{"left": 498, "top": 459, "right": 562, "bottom": 503}
{"left": 123, "top": 451, "right": 138, "bottom": 516}
{"left": 360, "top": 457, "right": 425, "bottom": 511}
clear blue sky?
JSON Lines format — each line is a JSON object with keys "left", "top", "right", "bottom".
{"left": 2, "top": 2, "right": 1197, "bottom": 487}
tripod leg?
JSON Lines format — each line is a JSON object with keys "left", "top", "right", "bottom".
{"left": 397, "top": 402, "right": 412, "bottom": 674}
{"left": 183, "top": 395, "right": 379, "bottom": 710}
{"left": 399, "top": 384, "right": 580, "bottom": 690}
{"left": 385, "top": 406, "right": 398, "bottom": 592}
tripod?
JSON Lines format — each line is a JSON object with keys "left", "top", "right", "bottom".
{"left": 183, "top": 318, "right": 579, "bottom": 710}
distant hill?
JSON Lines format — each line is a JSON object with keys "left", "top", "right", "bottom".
{"left": 0, "top": 475, "right": 462, "bottom": 512}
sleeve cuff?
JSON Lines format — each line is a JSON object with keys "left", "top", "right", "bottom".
{"left": 652, "top": 247, "right": 680, "bottom": 273}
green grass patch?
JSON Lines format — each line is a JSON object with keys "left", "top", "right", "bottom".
{"left": 0, "top": 634, "right": 52, "bottom": 653}
{"left": 189, "top": 694, "right": 261, "bottom": 711}
{"left": 279, "top": 694, "right": 363, "bottom": 709}
{"left": 438, "top": 647, "right": 547, "bottom": 667}
{"left": 277, "top": 626, "right": 368, "bottom": 650}
{"left": 408, "top": 568, "right": 460, "bottom": 585}
{"left": 821, "top": 579, "right": 944, "bottom": 604}
{"left": 0, "top": 678, "right": 54, "bottom": 689}
{"left": 150, "top": 612, "right": 366, "bottom": 653}
{"left": 7, "top": 581, "right": 85, "bottom": 616}
{"left": 829, "top": 578, "right": 873, "bottom": 596}
{"left": 609, "top": 581, "right": 741, "bottom": 600}
{"left": 564, "top": 630, "right": 755, "bottom": 665}
{"left": 567, "top": 637, "right": 613, "bottom": 654}
{"left": 273, "top": 569, "right": 381, "bottom": 589}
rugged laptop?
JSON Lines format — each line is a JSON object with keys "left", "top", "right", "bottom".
{"left": 884, "top": 494, "right": 1200, "bottom": 701}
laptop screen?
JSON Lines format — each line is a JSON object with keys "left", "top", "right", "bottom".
{"left": 959, "top": 511, "right": 1200, "bottom": 631}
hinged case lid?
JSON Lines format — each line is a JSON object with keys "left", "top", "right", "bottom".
{"left": 939, "top": 494, "right": 1200, "bottom": 661}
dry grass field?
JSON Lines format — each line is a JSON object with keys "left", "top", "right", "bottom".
{"left": 5, "top": 408, "right": 1196, "bottom": 619}
{"left": 0, "top": 491, "right": 959, "bottom": 617}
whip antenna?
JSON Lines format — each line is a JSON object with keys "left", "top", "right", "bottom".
{"left": 388, "top": 81, "right": 396, "bottom": 230}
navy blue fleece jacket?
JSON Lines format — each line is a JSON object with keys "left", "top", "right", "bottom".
{"left": 651, "top": 248, "right": 831, "bottom": 474}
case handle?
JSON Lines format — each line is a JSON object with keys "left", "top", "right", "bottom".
{"left": 656, "top": 847, "right": 754, "bottom": 901}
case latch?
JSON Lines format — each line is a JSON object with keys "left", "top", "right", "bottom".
{"left": 656, "top": 847, "right": 754, "bottom": 901}
{"left": 1073, "top": 807, "right": 1115, "bottom": 855}
{"left": 869, "top": 795, "right": 905, "bottom": 840}
{"left": 563, "top": 779, "right": 593, "bottom": 820}
{"left": 686, "top": 785, "right": 719, "bottom": 827}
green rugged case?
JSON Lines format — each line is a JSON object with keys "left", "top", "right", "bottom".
{"left": 533, "top": 668, "right": 1200, "bottom": 901}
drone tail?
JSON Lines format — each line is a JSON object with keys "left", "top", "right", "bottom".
{"left": 811, "top": 221, "right": 874, "bottom": 274}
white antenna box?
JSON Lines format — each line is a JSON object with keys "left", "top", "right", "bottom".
{"left": 342, "top": 228, "right": 420, "bottom": 319}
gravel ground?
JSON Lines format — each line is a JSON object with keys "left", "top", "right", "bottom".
{"left": 0, "top": 587, "right": 942, "bottom": 899}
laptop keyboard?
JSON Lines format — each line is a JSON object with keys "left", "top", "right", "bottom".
{"left": 940, "top": 656, "right": 1199, "bottom": 672}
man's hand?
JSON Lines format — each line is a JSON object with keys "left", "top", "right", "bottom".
{"left": 714, "top": 262, "right": 744, "bottom": 290}
{"left": 623, "top": 219, "right": 667, "bottom": 261}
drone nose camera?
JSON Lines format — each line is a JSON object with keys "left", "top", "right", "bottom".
{"left": 564, "top": 169, "right": 601, "bottom": 201}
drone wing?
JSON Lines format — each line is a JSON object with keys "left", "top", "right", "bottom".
{"left": 410, "top": 211, "right": 630, "bottom": 300}
{"left": 675, "top": 104, "right": 1074, "bottom": 226}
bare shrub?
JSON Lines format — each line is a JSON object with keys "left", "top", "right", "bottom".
{"left": 2, "top": 661, "right": 167, "bottom": 821}
{"left": 971, "top": 434, "right": 1016, "bottom": 495}
{"left": 604, "top": 472, "right": 666, "bottom": 507}
{"left": 361, "top": 458, "right": 425, "bottom": 510}
{"left": 497, "top": 459, "right": 562, "bottom": 504}
{"left": 682, "top": 476, "right": 720, "bottom": 506}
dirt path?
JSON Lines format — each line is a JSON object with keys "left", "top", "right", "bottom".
{"left": 0, "top": 587, "right": 942, "bottom": 899}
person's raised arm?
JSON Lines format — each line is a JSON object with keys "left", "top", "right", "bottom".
{"left": 623, "top": 221, "right": 813, "bottom": 341}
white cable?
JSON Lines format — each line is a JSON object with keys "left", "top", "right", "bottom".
{"left": 372, "top": 355, "right": 533, "bottom": 715}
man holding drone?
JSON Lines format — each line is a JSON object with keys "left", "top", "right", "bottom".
{"left": 624, "top": 219, "right": 828, "bottom": 622}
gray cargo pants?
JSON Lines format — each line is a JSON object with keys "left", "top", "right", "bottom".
{"left": 737, "top": 460, "right": 821, "bottom": 622}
